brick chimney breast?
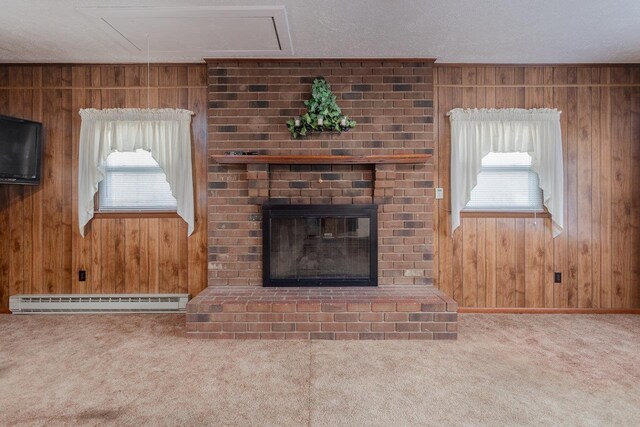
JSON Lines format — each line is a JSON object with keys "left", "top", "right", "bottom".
{"left": 207, "top": 60, "right": 434, "bottom": 287}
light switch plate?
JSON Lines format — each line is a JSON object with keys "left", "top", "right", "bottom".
{"left": 435, "top": 188, "right": 444, "bottom": 199}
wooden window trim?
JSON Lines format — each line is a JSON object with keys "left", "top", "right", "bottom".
{"left": 93, "top": 193, "right": 178, "bottom": 219}
{"left": 93, "top": 211, "right": 179, "bottom": 219}
{"left": 461, "top": 211, "right": 551, "bottom": 219}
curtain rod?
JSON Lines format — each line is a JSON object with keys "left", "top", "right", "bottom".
{"left": 445, "top": 109, "right": 562, "bottom": 116}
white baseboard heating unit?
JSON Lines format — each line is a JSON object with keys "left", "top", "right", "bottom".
{"left": 9, "top": 294, "right": 190, "bottom": 314}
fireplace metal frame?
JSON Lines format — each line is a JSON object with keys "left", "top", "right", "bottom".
{"left": 262, "top": 204, "right": 378, "bottom": 287}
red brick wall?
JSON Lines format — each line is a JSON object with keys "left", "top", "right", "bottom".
{"left": 268, "top": 165, "right": 374, "bottom": 204}
{"left": 207, "top": 60, "right": 434, "bottom": 287}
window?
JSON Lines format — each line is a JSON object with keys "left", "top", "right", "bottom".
{"left": 464, "top": 152, "right": 543, "bottom": 212}
{"left": 98, "top": 149, "right": 177, "bottom": 212}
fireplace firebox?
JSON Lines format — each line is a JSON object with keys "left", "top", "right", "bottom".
{"left": 262, "top": 204, "right": 378, "bottom": 287}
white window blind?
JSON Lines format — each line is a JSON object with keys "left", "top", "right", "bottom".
{"left": 464, "top": 152, "right": 543, "bottom": 212}
{"left": 98, "top": 149, "right": 177, "bottom": 212}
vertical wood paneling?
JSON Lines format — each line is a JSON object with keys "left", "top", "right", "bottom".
{"left": 18, "top": 89, "right": 33, "bottom": 295}
{"left": 42, "top": 88, "right": 63, "bottom": 294}
{"left": 610, "top": 86, "right": 630, "bottom": 307}
{"left": 7, "top": 87, "right": 24, "bottom": 300}
{"left": 139, "top": 220, "right": 149, "bottom": 294}
{"left": 461, "top": 218, "right": 477, "bottom": 307}
{"left": 178, "top": 222, "right": 189, "bottom": 295}
{"left": 515, "top": 218, "right": 526, "bottom": 307}
{"left": 631, "top": 86, "right": 640, "bottom": 308}
{"left": 30, "top": 72, "right": 43, "bottom": 295}
{"left": 61, "top": 84, "right": 73, "bottom": 295}
{"left": 90, "top": 222, "right": 101, "bottom": 294}
{"left": 435, "top": 64, "right": 640, "bottom": 309}
{"left": 124, "top": 218, "right": 141, "bottom": 294}
{"left": 186, "top": 67, "right": 208, "bottom": 297}
{"left": 590, "top": 80, "right": 602, "bottom": 308}
{"left": 451, "top": 226, "right": 463, "bottom": 303}
{"left": 101, "top": 219, "right": 116, "bottom": 294}
{"left": 476, "top": 217, "right": 487, "bottom": 307}
{"left": 158, "top": 218, "right": 178, "bottom": 294}
{"left": 0, "top": 64, "right": 208, "bottom": 311}
{"left": 114, "top": 218, "right": 126, "bottom": 294}
{"left": 147, "top": 218, "right": 160, "bottom": 294}
{"left": 565, "top": 83, "right": 579, "bottom": 307}
{"left": 543, "top": 219, "right": 555, "bottom": 307}
{"left": 552, "top": 67, "right": 569, "bottom": 308}
{"left": 435, "top": 67, "right": 458, "bottom": 300}
{"left": 484, "top": 218, "right": 497, "bottom": 307}
{"left": 526, "top": 218, "right": 545, "bottom": 308}
{"left": 577, "top": 77, "right": 593, "bottom": 308}
{"left": 71, "top": 68, "right": 93, "bottom": 294}
{"left": 599, "top": 83, "right": 613, "bottom": 308}
{"left": 8, "top": 185, "right": 23, "bottom": 299}
{"left": 495, "top": 218, "right": 517, "bottom": 307}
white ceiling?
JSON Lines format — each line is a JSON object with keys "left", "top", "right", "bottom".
{"left": 0, "top": 0, "right": 639, "bottom": 64}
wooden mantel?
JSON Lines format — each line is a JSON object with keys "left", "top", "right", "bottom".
{"left": 211, "top": 154, "right": 431, "bottom": 165}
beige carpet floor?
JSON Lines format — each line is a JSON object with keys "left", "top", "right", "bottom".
{"left": 0, "top": 313, "right": 638, "bottom": 426}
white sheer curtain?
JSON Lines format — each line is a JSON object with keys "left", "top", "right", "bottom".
{"left": 449, "top": 108, "right": 564, "bottom": 237}
{"left": 78, "top": 108, "right": 195, "bottom": 236}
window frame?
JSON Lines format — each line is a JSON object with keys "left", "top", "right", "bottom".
{"left": 460, "top": 210, "right": 551, "bottom": 219}
{"left": 93, "top": 150, "right": 179, "bottom": 219}
{"left": 460, "top": 151, "right": 546, "bottom": 218}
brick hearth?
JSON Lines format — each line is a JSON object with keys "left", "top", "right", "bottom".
{"left": 186, "top": 286, "right": 457, "bottom": 340}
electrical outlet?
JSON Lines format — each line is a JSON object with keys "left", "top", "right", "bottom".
{"left": 435, "top": 187, "right": 444, "bottom": 199}
{"left": 79, "top": 270, "right": 86, "bottom": 282}
{"left": 554, "top": 272, "right": 562, "bottom": 283}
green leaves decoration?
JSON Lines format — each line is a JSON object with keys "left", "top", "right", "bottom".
{"left": 287, "top": 77, "right": 356, "bottom": 138}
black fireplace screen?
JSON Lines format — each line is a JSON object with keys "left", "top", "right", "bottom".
{"left": 263, "top": 204, "right": 377, "bottom": 286}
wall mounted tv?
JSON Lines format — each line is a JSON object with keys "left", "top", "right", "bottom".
{"left": 0, "top": 115, "right": 43, "bottom": 185}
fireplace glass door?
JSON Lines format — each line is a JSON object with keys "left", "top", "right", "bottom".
{"left": 263, "top": 205, "right": 377, "bottom": 286}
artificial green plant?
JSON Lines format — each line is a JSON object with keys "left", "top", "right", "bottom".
{"left": 286, "top": 77, "right": 356, "bottom": 138}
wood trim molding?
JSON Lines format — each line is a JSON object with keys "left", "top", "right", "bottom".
{"left": 205, "top": 58, "right": 437, "bottom": 63}
{"left": 211, "top": 154, "right": 432, "bottom": 165}
{"left": 458, "top": 307, "right": 640, "bottom": 314}
{"left": 93, "top": 191, "right": 179, "bottom": 219}
{"left": 0, "top": 62, "right": 206, "bottom": 67}
{"left": 460, "top": 211, "right": 551, "bottom": 219}
{"left": 0, "top": 86, "right": 207, "bottom": 90}
{"left": 92, "top": 212, "right": 180, "bottom": 219}
{"left": 435, "top": 83, "right": 640, "bottom": 88}
{"left": 434, "top": 62, "right": 640, "bottom": 67}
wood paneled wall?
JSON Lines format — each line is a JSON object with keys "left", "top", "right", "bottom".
{"left": 0, "top": 65, "right": 208, "bottom": 311}
{"left": 434, "top": 65, "right": 640, "bottom": 309}
{"left": 1, "top": 62, "right": 638, "bottom": 312}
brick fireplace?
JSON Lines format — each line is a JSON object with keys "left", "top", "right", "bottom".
{"left": 206, "top": 60, "right": 435, "bottom": 286}
{"left": 186, "top": 60, "right": 457, "bottom": 339}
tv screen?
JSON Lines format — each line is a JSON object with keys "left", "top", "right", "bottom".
{"left": 0, "top": 115, "right": 42, "bottom": 185}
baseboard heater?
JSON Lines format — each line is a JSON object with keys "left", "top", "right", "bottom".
{"left": 9, "top": 294, "right": 190, "bottom": 314}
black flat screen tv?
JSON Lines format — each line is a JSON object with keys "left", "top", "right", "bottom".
{"left": 0, "top": 115, "right": 43, "bottom": 185}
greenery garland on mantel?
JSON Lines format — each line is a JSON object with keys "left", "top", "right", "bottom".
{"left": 286, "top": 77, "right": 356, "bottom": 138}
